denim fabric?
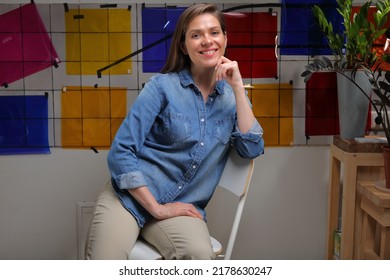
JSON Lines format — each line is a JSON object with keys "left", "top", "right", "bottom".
{"left": 107, "top": 69, "right": 264, "bottom": 227}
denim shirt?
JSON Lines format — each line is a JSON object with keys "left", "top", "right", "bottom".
{"left": 107, "top": 69, "right": 264, "bottom": 227}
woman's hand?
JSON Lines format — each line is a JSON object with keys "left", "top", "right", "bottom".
{"left": 129, "top": 186, "right": 203, "bottom": 221}
{"left": 215, "top": 56, "right": 244, "bottom": 89}
{"left": 152, "top": 202, "right": 203, "bottom": 220}
{"left": 215, "top": 56, "right": 255, "bottom": 133}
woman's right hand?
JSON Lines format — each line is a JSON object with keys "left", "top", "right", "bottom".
{"left": 128, "top": 186, "right": 203, "bottom": 221}
{"left": 152, "top": 202, "right": 203, "bottom": 220}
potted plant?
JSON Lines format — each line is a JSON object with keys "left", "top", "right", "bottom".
{"left": 302, "top": 0, "right": 390, "bottom": 139}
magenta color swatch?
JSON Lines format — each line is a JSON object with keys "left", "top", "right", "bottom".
{"left": 0, "top": 3, "right": 60, "bottom": 87}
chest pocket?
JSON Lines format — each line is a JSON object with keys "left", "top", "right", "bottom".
{"left": 162, "top": 112, "right": 191, "bottom": 142}
{"left": 214, "top": 117, "right": 234, "bottom": 145}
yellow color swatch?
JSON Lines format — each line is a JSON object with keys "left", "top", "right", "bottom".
{"left": 250, "top": 83, "right": 293, "bottom": 146}
{"left": 61, "top": 86, "right": 126, "bottom": 149}
{"left": 65, "top": 8, "right": 131, "bottom": 75}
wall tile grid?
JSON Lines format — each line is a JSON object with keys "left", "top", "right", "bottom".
{"left": 1, "top": 1, "right": 366, "bottom": 155}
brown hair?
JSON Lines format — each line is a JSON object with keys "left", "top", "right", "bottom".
{"left": 160, "top": 3, "right": 226, "bottom": 73}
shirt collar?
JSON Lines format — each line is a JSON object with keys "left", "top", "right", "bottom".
{"left": 178, "top": 68, "right": 226, "bottom": 96}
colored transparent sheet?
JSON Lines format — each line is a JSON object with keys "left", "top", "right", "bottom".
{"left": 0, "top": 95, "right": 50, "bottom": 155}
{"left": 224, "top": 12, "right": 278, "bottom": 78}
{"left": 280, "top": 0, "right": 341, "bottom": 56}
{"left": 141, "top": 7, "right": 186, "bottom": 73}
{"left": 249, "top": 83, "right": 293, "bottom": 146}
{"left": 65, "top": 8, "right": 131, "bottom": 75}
{"left": 0, "top": 3, "right": 60, "bottom": 87}
{"left": 61, "top": 86, "right": 126, "bottom": 149}
{"left": 305, "top": 72, "right": 339, "bottom": 137}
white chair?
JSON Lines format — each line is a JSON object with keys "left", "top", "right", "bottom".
{"left": 128, "top": 148, "right": 255, "bottom": 260}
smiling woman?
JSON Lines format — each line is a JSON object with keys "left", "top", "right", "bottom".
{"left": 183, "top": 13, "right": 227, "bottom": 70}
{"left": 183, "top": 12, "right": 227, "bottom": 101}
{"left": 85, "top": 3, "right": 264, "bottom": 260}
{"left": 161, "top": 4, "right": 227, "bottom": 74}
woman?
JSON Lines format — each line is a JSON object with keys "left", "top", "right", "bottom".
{"left": 85, "top": 3, "right": 264, "bottom": 260}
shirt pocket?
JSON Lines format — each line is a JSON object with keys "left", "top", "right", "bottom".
{"left": 213, "top": 117, "right": 234, "bottom": 145}
{"left": 162, "top": 112, "right": 191, "bottom": 142}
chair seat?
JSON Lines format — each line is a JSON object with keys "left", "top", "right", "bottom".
{"left": 128, "top": 236, "right": 222, "bottom": 260}
{"left": 128, "top": 238, "right": 163, "bottom": 260}
{"left": 210, "top": 236, "right": 223, "bottom": 256}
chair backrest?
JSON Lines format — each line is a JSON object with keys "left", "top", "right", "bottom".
{"left": 217, "top": 148, "right": 254, "bottom": 259}
{"left": 218, "top": 148, "right": 254, "bottom": 197}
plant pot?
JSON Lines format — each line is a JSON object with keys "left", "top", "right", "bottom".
{"left": 383, "top": 145, "right": 390, "bottom": 189}
{"left": 337, "top": 71, "right": 371, "bottom": 140}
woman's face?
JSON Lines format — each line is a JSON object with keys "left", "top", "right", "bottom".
{"left": 183, "top": 13, "right": 227, "bottom": 72}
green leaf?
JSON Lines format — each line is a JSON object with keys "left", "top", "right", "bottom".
{"left": 322, "top": 56, "right": 333, "bottom": 68}
{"left": 385, "top": 71, "right": 390, "bottom": 83}
{"left": 303, "top": 73, "right": 313, "bottom": 83}
{"left": 379, "top": 80, "right": 390, "bottom": 92}
{"left": 382, "top": 54, "right": 390, "bottom": 63}
{"left": 301, "top": 70, "right": 312, "bottom": 77}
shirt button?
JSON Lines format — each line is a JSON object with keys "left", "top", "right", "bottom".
{"left": 200, "top": 142, "right": 204, "bottom": 146}
{"left": 200, "top": 118, "right": 205, "bottom": 122}
{"left": 210, "top": 98, "right": 214, "bottom": 101}
{"left": 192, "top": 165, "right": 196, "bottom": 169}
{"left": 178, "top": 185, "right": 182, "bottom": 190}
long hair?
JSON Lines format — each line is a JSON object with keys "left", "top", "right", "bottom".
{"left": 160, "top": 4, "right": 226, "bottom": 73}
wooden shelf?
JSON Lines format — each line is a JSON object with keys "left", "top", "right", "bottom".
{"left": 357, "top": 181, "right": 390, "bottom": 259}
{"left": 332, "top": 135, "right": 384, "bottom": 153}
{"left": 326, "top": 137, "right": 384, "bottom": 259}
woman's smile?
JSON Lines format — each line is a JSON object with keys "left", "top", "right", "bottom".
{"left": 199, "top": 49, "right": 218, "bottom": 56}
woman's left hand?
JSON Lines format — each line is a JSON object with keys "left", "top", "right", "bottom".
{"left": 215, "top": 56, "right": 255, "bottom": 134}
{"left": 215, "top": 56, "right": 244, "bottom": 89}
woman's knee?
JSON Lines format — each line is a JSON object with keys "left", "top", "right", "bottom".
{"left": 142, "top": 216, "right": 215, "bottom": 260}
{"left": 179, "top": 241, "right": 216, "bottom": 260}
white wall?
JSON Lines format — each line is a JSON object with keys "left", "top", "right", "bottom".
{"left": 0, "top": 146, "right": 330, "bottom": 260}
{"left": 0, "top": 149, "right": 110, "bottom": 259}
{"left": 239, "top": 146, "right": 329, "bottom": 259}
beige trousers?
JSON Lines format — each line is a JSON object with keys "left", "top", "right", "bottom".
{"left": 85, "top": 181, "right": 215, "bottom": 260}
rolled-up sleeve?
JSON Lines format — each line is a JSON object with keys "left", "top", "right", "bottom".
{"left": 231, "top": 119, "right": 264, "bottom": 159}
{"left": 117, "top": 171, "right": 147, "bottom": 190}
